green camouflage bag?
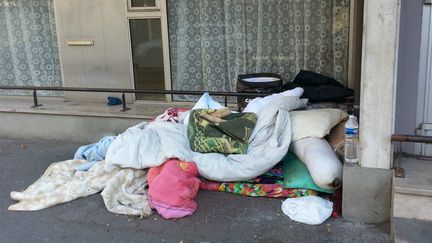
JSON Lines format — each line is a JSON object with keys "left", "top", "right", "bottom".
{"left": 188, "top": 108, "right": 257, "bottom": 154}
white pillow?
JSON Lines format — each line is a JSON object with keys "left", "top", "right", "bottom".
{"left": 290, "top": 108, "right": 348, "bottom": 142}
{"left": 183, "top": 92, "right": 224, "bottom": 128}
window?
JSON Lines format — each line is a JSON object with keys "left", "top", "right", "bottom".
{"left": 130, "top": 19, "right": 165, "bottom": 100}
{"left": 131, "top": 0, "right": 156, "bottom": 7}
{"left": 125, "top": 0, "right": 351, "bottom": 102}
{"left": 166, "top": 0, "right": 350, "bottom": 101}
{"left": 126, "top": 0, "right": 170, "bottom": 100}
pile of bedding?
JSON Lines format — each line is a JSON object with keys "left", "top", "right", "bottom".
{"left": 103, "top": 92, "right": 306, "bottom": 182}
{"left": 9, "top": 87, "right": 348, "bottom": 224}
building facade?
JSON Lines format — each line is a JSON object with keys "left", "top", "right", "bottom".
{"left": 2, "top": 0, "right": 428, "bottom": 225}
{"left": 1, "top": 0, "right": 357, "bottom": 101}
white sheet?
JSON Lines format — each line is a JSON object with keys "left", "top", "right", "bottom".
{"left": 243, "top": 87, "right": 304, "bottom": 114}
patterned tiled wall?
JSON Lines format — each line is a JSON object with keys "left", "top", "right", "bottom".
{"left": 168, "top": 0, "right": 350, "bottom": 101}
{"left": 0, "top": 0, "right": 62, "bottom": 96}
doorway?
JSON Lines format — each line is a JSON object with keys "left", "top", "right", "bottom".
{"left": 129, "top": 18, "right": 165, "bottom": 100}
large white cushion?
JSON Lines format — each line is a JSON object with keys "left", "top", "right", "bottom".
{"left": 290, "top": 137, "right": 342, "bottom": 190}
{"left": 290, "top": 108, "right": 347, "bottom": 142}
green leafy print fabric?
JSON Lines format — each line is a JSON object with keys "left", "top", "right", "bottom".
{"left": 188, "top": 109, "right": 257, "bottom": 154}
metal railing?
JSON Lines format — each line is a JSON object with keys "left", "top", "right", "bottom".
{"left": 391, "top": 134, "right": 432, "bottom": 177}
{"left": 0, "top": 85, "right": 271, "bottom": 111}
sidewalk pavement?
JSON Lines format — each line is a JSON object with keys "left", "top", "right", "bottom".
{"left": 0, "top": 138, "right": 389, "bottom": 243}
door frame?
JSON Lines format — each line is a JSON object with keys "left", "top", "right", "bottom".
{"left": 125, "top": 0, "right": 172, "bottom": 102}
{"left": 415, "top": 2, "right": 432, "bottom": 155}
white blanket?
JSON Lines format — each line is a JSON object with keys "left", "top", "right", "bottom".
{"left": 9, "top": 160, "right": 152, "bottom": 217}
{"left": 105, "top": 96, "right": 307, "bottom": 181}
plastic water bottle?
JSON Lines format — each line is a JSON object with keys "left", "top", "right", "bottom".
{"left": 344, "top": 115, "right": 359, "bottom": 165}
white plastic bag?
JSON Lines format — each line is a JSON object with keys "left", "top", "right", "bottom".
{"left": 281, "top": 195, "right": 333, "bottom": 225}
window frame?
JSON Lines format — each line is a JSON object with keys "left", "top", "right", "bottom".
{"left": 127, "top": 0, "right": 161, "bottom": 12}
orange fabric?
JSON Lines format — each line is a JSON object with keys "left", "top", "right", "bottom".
{"left": 147, "top": 164, "right": 165, "bottom": 186}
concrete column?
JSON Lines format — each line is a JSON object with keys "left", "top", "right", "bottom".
{"left": 359, "top": 0, "right": 400, "bottom": 169}
{"left": 343, "top": 0, "right": 400, "bottom": 224}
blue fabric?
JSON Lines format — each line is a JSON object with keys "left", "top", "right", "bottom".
{"left": 107, "top": 97, "right": 122, "bottom": 106}
{"left": 74, "top": 136, "right": 116, "bottom": 171}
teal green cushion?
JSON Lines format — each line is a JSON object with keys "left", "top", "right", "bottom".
{"left": 282, "top": 152, "right": 334, "bottom": 194}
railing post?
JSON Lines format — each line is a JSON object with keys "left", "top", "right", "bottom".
{"left": 121, "top": 92, "right": 129, "bottom": 112}
{"left": 31, "top": 90, "right": 42, "bottom": 108}
{"left": 394, "top": 141, "right": 405, "bottom": 178}
{"left": 224, "top": 96, "right": 228, "bottom": 107}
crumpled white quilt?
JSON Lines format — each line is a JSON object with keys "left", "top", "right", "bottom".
{"left": 105, "top": 96, "right": 307, "bottom": 181}
{"left": 9, "top": 160, "right": 152, "bottom": 217}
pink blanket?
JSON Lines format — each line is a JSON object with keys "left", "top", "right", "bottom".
{"left": 148, "top": 159, "right": 200, "bottom": 219}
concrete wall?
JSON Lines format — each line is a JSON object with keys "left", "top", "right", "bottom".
{"left": 0, "top": 112, "right": 143, "bottom": 143}
{"left": 342, "top": 166, "right": 392, "bottom": 224}
{"left": 395, "top": 0, "right": 424, "bottom": 154}
{"left": 53, "top": 0, "right": 134, "bottom": 102}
